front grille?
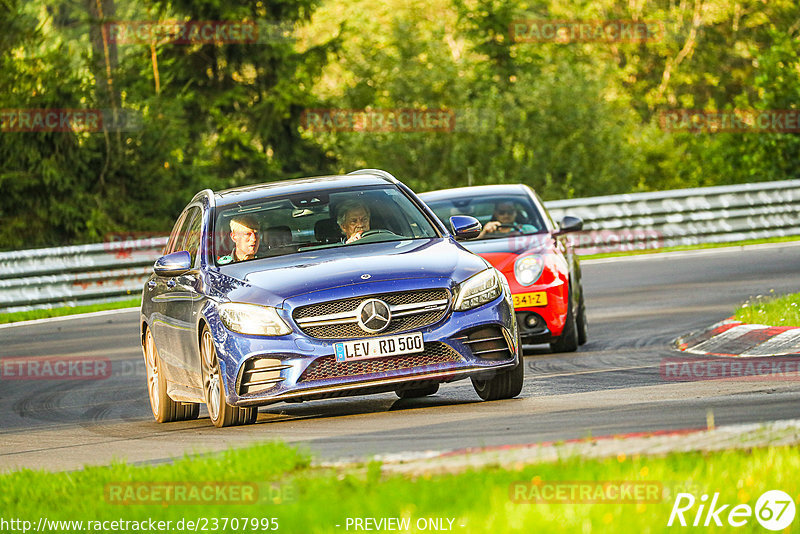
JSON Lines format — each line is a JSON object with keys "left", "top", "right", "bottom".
{"left": 456, "top": 326, "right": 514, "bottom": 360}
{"left": 298, "top": 342, "right": 461, "bottom": 382}
{"left": 293, "top": 289, "right": 450, "bottom": 339}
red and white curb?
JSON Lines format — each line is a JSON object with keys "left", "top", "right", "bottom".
{"left": 320, "top": 419, "right": 800, "bottom": 477}
{"left": 676, "top": 318, "right": 800, "bottom": 357}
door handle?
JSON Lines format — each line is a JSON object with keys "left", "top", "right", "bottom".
{"left": 166, "top": 279, "right": 176, "bottom": 288}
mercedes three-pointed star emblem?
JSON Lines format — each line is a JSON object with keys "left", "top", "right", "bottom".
{"left": 356, "top": 299, "right": 392, "bottom": 333}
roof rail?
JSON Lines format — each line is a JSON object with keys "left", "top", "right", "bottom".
{"left": 346, "top": 168, "right": 398, "bottom": 182}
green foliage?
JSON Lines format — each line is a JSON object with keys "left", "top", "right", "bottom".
{"left": 305, "top": 0, "right": 800, "bottom": 200}
{"left": 0, "top": 0, "right": 337, "bottom": 250}
{"left": 1, "top": 0, "right": 799, "bottom": 250}
{"left": 736, "top": 291, "right": 800, "bottom": 327}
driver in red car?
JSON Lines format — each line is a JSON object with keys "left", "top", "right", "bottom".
{"left": 477, "top": 201, "right": 536, "bottom": 238}
{"left": 338, "top": 199, "right": 371, "bottom": 243}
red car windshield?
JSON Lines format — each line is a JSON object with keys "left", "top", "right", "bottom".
{"left": 425, "top": 195, "right": 547, "bottom": 239}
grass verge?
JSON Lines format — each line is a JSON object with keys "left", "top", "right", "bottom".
{"left": 579, "top": 235, "right": 800, "bottom": 261}
{"left": 0, "top": 298, "right": 140, "bottom": 325}
{"left": 2, "top": 441, "right": 798, "bottom": 532}
{"left": 735, "top": 291, "right": 800, "bottom": 327}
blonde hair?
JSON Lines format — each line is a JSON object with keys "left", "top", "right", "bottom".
{"left": 229, "top": 215, "right": 260, "bottom": 233}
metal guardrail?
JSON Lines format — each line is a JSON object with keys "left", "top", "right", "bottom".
{"left": 546, "top": 179, "right": 800, "bottom": 254}
{"left": 1, "top": 180, "right": 799, "bottom": 314}
{"left": 0, "top": 238, "right": 166, "bottom": 314}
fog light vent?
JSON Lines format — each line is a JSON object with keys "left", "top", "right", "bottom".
{"left": 239, "top": 358, "right": 291, "bottom": 395}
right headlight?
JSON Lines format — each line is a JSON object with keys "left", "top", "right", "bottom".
{"left": 454, "top": 269, "right": 503, "bottom": 311}
{"left": 514, "top": 255, "right": 544, "bottom": 286}
{"left": 218, "top": 302, "right": 292, "bottom": 336}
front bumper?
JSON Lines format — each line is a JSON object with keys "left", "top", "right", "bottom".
{"left": 205, "top": 291, "right": 518, "bottom": 407}
{"left": 509, "top": 277, "right": 568, "bottom": 341}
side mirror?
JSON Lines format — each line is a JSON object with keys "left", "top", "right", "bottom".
{"left": 554, "top": 215, "right": 583, "bottom": 236}
{"left": 450, "top": 215, "right": 482, "bottom": 241}
{"left": 154, "top": 251, "right": 192, "bottom": 277}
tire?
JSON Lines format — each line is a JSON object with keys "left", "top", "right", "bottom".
{"left": 200, "top": 326, "right": 257, "bottom": 428}
{"left": 471, "top": 349, "right": 524, "bottom": 401}
{"left": 396, "top": 383, "right": 439, "bottom": 399}
{"left": 550, "top": 296, "right": 579, "bottom": 353}
{"left": 143, "top": 326, "right": 200, "bottom": 423}
{"left": 576, "top": 292, "right": 588, "bottom": 346}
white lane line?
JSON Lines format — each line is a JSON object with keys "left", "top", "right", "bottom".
{"left": 0, "top": 307, "right": 140, "bottom": 330}
{"left": 528, "top": 363, "right": 659, "bottom": 379}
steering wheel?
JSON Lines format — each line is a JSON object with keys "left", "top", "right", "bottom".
{"left": 360, "top": 229, "right": 395, "bottom": 238}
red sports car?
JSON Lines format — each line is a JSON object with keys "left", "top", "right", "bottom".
{"left": 420, "top": 184, "right": 587, "bottom": 352}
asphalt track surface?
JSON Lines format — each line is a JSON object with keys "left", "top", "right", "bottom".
{"left": 2, "top": 243, "right": 799, "bottom": 472}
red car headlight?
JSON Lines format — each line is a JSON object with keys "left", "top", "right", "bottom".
{"left": 514, "top": 255, "right": 544, "bottom": 286}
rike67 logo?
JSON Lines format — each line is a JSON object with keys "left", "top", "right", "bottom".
{"left": 668, "top": 490, "right": 796, "bottom": 530}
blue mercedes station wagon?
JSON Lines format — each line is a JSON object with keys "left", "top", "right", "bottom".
{"left": 140, "top": 169, "right": 522, "bottom": 427}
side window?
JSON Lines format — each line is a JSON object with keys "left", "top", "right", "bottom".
{"left": 164, "top": 211, "right": 188, "bottom": 255}
{"left": 183, "top": 208, "right": 203, "bottom": 267}
{"left": 169, "top": 207, "right": 201, "bottom": 262}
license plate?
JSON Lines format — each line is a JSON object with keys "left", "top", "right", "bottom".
{"left": 334, "top": 332, "right": 424, "bottom": 362}
{"left": 513, "top": 291, "right": 548, "bottom": 308}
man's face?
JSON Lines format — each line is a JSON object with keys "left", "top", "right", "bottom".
{"left": 340, "top": 207, "right": 370, "bottom": 239}
{"left": 231, "top": 225, "right": 260, "bottom": 260}
{"left": 494, "top": 203, "right": 517, "bottom": 225}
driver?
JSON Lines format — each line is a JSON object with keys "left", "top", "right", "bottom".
{"left": 337, "top": 199, "right": 371, "bottom": 244}
{"left": 218, "top": 215, "right": 261, "bottom": 264}
{"left": 477, "top": 201, "right": 535, "bottom": 238}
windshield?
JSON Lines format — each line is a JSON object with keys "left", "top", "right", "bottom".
{"left": 424, "top": 193, "right": 547, "bottom": 239}
{"left": 213, "top": 184, "right": 440, "bottom": 264}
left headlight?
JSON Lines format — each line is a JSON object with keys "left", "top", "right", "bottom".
{"left": 218, "top": 303, "right": 292, "bottom": 336}
{"left": 514, "top": 255, "right": 544, "bottom": 286}
{"left": 454, "top": 269, "right": 503, "bottom": 311}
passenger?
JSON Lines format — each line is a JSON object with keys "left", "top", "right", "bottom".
{"left": 477, "top": 201, "right": 536, "bottom": 238}
{"left": 218, "top": 215, "right": 261, "bottom": 264}
{"left": 337, "top": 199, "right": 371, "bottom": 244}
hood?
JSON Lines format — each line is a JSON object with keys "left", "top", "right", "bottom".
{"left": 462, "top": 233, "right": 553, "bottom": 273}
{"left": 215, "top": 238, "right": 488, "bottom": 307}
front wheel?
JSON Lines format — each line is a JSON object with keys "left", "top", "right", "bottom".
{"left": 201, "top": 327, "right": 257, "bottom": 428}
{"left": 550, "top": 297, "right": 579, "bottom": 353}
{"left": 143, "top": 326, "right": 199, "bottom": 423}
{"left": 471, "top": 357, "right": 524, "bottom": 401}
{"left": 576, "top": 292, "right": 588, "bottom": 346}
